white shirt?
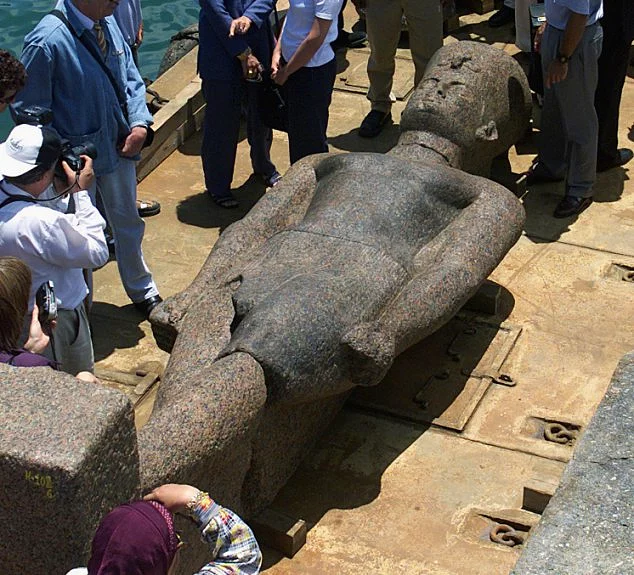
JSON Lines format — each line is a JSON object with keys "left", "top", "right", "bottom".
{"left": 281, "top": 0, "right": 343, "bottom": 68}
{"left": 0, "top": 181, "right": 108, "bottom": 311}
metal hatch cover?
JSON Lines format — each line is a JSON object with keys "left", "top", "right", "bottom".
{"left": 349, "top": 315, "right": 521, "bottom": 431}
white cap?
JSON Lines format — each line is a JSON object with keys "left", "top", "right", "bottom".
{"left": 0, "top": 124, "right": 61, "bottom": 178}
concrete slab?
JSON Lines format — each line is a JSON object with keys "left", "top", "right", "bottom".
{"left": 261, "top": 411, "right": 544, "bottom": 575}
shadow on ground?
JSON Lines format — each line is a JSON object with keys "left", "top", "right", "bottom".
{"left": 175, "top": 174, "right": 267, "bottom": 231}
{"left": 523, "top": 167, "right": 628, "bottom": 243}
{"left": 91, "top": 301, "right": 146, "bottom": 361}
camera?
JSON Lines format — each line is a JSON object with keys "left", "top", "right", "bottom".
{"left": 59, "top": 140, "right": 98, "bottom": 174}
{"left": 15, "top": 105, "right": 98, "bottom": 174}
{"left": 36, "top": 280, "right": 58, "bottom": 326}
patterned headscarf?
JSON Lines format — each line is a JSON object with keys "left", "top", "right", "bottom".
{"left": 87, "top": 500, "right": 179, "bottom": 574}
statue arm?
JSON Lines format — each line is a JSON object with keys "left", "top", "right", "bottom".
{"left": 342, "top": 179, "right": 524, "bottom": 386}
{"left": 378, "top": 181, "right": 524, "bottom": 355}
{"left": 150, "top": 155, "right": 325, "bottom": 349}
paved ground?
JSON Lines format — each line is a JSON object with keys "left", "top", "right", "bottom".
{"left": 92, "top": 7, "right": 634, "bottom": 574}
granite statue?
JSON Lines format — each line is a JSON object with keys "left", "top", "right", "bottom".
{"left": 141, "top": 41, "right": 531, "bottom": 518}
{"left": 0, "top": 41, "right": 532, "bottom": 573}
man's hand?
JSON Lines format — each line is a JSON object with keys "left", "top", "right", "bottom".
{"left": 137, "top": 21, "right": 144, "bottom": 46}
{"left": 545, "top": 60, "right": 568, "bottom": 88}
{"left": 76, "top": 371, "right": 101, "bottom": 384}
{"left": 241, "top": 53, "right": 263, "bottom": 80}
{"left": 119, "top": 126, "right": 148, "bottom": 157}
{"left": 272, "top": 64, "right": 289, "bottom": 86}
{"left": 144, "top": 483, "right": 202, "bottom": 513}
{"left": 56, "top": 156, "right": 95, "bottom": 194}
{"left": 271, "top": 50, "right": 281, "bottom": 76}
{"left": 229, "top": 16, "right": 252, "bottom": 37}
{"left": 534, "top": 22, "right": 546, "bottom": 53}
{"left": 24, "top": 305, "right": 51, "bottom": 354}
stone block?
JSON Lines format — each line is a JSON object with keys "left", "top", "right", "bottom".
{"left": 0, "top": 366, "right": 139, "bottom": 574}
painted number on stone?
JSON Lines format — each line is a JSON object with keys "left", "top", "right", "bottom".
{"left": 24, "top": 470, "right": 55, "bottom": 500}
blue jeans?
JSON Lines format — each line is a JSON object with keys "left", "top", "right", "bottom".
{"left": 285, "top": 57, "right": 337, "bottom": 164}
{"left": 201, "top": 78, "right": 276, "bottom": 199}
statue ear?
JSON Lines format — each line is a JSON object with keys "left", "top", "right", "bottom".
{"left": 476, "top": 120, "right": 498, "bottom": 141}
{"left": 341, "top": 323, "right": 395, "bottom": 387}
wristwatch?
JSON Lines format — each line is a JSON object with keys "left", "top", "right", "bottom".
{"left": 556, "top": 52, "right": 570, "bottom": 64}
{"left": 237, "top": 47, "right": 252, "bottom": 62}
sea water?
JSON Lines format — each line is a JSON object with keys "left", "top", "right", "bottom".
{"left": 0, "top": 0, "right": 198, "bottom": 139}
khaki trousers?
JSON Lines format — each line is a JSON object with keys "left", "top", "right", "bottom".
{"left": 366, "top": 0, "right": 443, "bottom": 113}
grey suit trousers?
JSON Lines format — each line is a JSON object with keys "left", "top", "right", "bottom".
{"left": 539, "top": 22, "right": 603, "bottom": 198}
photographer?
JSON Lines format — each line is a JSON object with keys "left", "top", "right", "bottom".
{"left": 0, "top": 124, "right": 108, "bottom": 376}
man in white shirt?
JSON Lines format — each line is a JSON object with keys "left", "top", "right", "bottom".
{"left": 0, "top": 124, "right": 108, "bottom": 375}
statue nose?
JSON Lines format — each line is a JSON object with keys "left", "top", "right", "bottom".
{"left": 437, "top": 82, "right": 448, "bottom": 98}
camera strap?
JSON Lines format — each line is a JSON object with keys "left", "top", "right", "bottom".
{"left": 49, "top": 9, "right": 129, "bottom": 120}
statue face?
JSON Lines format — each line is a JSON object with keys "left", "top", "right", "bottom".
{"left": 401, "top": 49, "right": 486, "bottom": 140}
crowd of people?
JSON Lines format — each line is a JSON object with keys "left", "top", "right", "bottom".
{"left": 0, "top": 0, "right": 632, "bottom": 572}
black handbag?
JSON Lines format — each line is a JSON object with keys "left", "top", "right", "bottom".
{"left": 257, "top": 4, "right": 288, "bottom": 132}
{"left": 257, "top": 70, "right": 288, "bottom": 132}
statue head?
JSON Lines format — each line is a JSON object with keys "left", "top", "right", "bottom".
{"left": 397, "top": 41, "right": 531, "bottom": 175}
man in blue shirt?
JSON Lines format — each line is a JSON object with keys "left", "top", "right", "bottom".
{"left": 529, "top": 0, "right": 603, "bottom": 218}
{"left": 15, "top": 0, "right": 162, "bottom": 317}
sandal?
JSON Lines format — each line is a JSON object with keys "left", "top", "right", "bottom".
{"left": 136, "top": 198, "right": 161, "bottom": 217}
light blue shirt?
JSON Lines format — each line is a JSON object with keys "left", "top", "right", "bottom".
{"left": 13, "top": 0, "right": 152, "bottom": 175}
{"left": 114, "top": 0, "right": 143, "bottom": 47}
{"left": 545, "top": 0, "right": 603, "bottom": 30}
{"left": 281, "top": 0, "right": 343, "bottom": 67}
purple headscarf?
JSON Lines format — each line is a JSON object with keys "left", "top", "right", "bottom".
{"left": 87, "top": 501, "right": 179, "bottom": 575}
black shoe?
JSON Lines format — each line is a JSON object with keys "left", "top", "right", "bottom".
{"left": 134, "top": 295, "right": 163, "bottom": 318}
{"left": 358, "top": 110, "right": 392, "bottom": 138}
{"left": 488, "top": 5, "right": 515, "bottom": 28}
{"left": 553, "top": 195, "right": 592, "bottom": 218}
{"left": 525, "top": 163, "right": 564, "bottom": 186}
{"left": 597, "top": 148, "right": 633, "bottom": 172}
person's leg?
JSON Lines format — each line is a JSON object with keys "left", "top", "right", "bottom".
{"left": 286, "top": 59, "right": 337, "bottom": 164}
{"left": 596, "top": 5, "right": 633, "bottom": 169}
{"left": 534, "top": 25, "right": 568, "bottom": 180}
{"left": 200, "top": 78, "right": 242, "bottom": 200}
{"left": 404, "top": 0, "right": 443, "bottom": 87}
{"left": 43, "top": 306, "right": 94, "bottom": 375}
{"left": 489, "top": 0, "right": 516, "bottom": 27}
{"left": 246, "top": 81, "right": 277, "bottom": 180}
{"left": 93, "top": 160, "right": 159, "bottom": 303}
{"left": 366, "top": 0, "right": 403, "bottom": 114}
{"left": 554, "top": 25, "right": 602, "bottom": 198}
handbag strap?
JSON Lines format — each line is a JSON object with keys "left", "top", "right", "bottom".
{"left": 49, "top": 9, "right": 129, "bottom": 119}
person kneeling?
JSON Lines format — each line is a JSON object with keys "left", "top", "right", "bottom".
{"left": 0, "top": 124, "right": 108, "bottom": 376}
{"left": 66, "top": 483, "right": 262, "bottom": 575}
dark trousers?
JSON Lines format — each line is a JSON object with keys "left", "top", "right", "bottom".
{"left": 595, "top": 0, "right": 634, "bottom": 166}
{"left": 201, "top": 78, "right": 275, "bottom": 198}
{"left": 286, "top": 57, "right": 337, "bottom": 164}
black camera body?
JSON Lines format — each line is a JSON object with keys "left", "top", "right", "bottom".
{"left": 15, "top": 105, "right": 98, "bottom": 174}
{"left": 36, "top": 280, "right": 58, "bottom": 325}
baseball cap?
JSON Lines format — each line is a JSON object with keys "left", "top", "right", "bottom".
{"left": 0, "top": 124, "right": 62, "bottom": 178}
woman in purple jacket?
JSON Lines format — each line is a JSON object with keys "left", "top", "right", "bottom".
{"left": 0, "top": 256, "right": 53, "bottom": 367}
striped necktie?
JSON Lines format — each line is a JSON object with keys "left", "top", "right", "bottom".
{"left": 93, "top": 22, "right": 108, "bottom": 57}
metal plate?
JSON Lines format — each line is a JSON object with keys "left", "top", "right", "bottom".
{"left": 349, "top": 316, "right": 521, "bottom": 431}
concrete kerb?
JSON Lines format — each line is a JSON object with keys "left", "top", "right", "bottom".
{"left": 511, "top": 351, "right": 634, "bottom": 575}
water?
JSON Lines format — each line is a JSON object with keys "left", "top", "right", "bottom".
{"left": 0, "top": 0, "right": 198, "bottom": 139}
